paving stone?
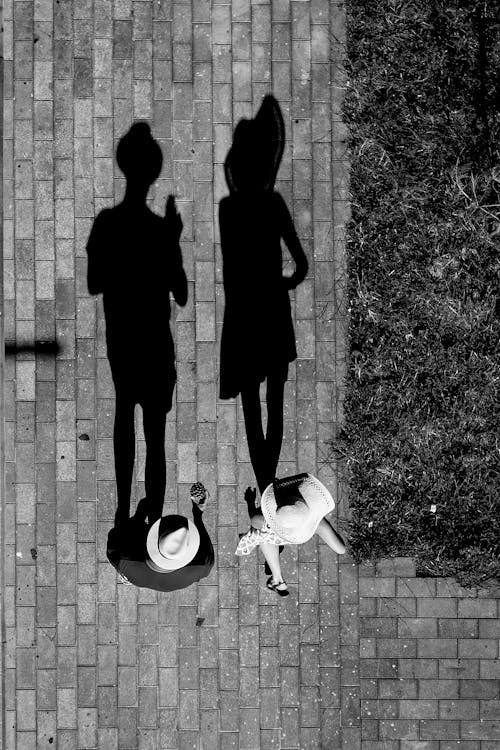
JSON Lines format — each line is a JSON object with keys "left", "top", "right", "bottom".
{"left": 9, "top": 3, "right": 500, "bottom": 746}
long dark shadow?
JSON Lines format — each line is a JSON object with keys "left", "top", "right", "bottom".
{"left": 219, "top": 95, "right": 308, "bottom": 494}
{"left": 5, "top": 341, "right": 60, "bottom": 356}
{"left": 86, "top": 122, "right": 188, "bottom": 529}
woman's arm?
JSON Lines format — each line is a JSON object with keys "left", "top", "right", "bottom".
{"left": 250, "top": 512, "right": 266, "bottom": 530}
{"left": 275, "top": 193, "right": 309, "bottom": 289}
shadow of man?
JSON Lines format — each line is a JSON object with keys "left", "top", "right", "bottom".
{"left": 86, "top": 122, "right": 188, "bottom": 528}
{"left": 219, "top": 95, "right": 309, "bottom": 495}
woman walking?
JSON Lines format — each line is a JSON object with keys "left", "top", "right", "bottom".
{"left": 236, "top": 474, "right": 346, "bottom": 596}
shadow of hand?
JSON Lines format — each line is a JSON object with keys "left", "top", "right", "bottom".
{"left": 165, "top": 194, "right": 183, "bottom": 242}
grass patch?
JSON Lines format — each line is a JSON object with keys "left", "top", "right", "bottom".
{"left": 336, "top": 0, "right": 500, "bottom": 586}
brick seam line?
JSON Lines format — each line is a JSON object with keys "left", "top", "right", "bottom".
{"left": 1, "top": 21, "right": 7, "bottom": 750}
{"left": 326, "top": 4, "right": 363, "bottom": 749}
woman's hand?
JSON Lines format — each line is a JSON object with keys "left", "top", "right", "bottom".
{"left": 250, "top": 512, "right": 266, "bottom": 530}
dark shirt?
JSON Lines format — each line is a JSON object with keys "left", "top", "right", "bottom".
{"left": 106, "top": 503, "right": 214, "bottom": 591}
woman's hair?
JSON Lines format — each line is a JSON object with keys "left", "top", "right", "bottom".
{"left": 116, "top": 122, "right": 163, "bottom": 185}
{"left": 158, "top": 514, "right": 189, "bottom": 540}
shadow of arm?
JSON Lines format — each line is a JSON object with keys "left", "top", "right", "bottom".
{"left": 218, "top": 197, "right": 236, "bottom": 290}
{"left": 170, "top": 241, "right": 188, "bottom": 306}
{"left": 276, "top": 193, "right": 309, "bottom": 289}
{"left": 165, "top": 196, "right": 188, "bottom": 306}
{"left": 86, "top": 213, "right": 106, "bottom": 295}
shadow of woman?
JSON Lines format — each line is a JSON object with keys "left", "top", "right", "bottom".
{"left": 219, "top": 95, "right": 309, "bottom": 495}
{"left": 86, "top": 122, "right": 188, "bottom": 528}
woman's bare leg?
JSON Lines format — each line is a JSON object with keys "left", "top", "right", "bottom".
{"left": 259, "top": 543, "right": 288, "bottom": 590}
{"left": 316, "top": 518, "right": 347, "bottom": 554}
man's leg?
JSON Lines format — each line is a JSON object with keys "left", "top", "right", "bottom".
{"left": 143, "top": 403, "right": 168, "bottom": 526}
{"left": 113, "top": 396, "right": 136, "bottom": 527}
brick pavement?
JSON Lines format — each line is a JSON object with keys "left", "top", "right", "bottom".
{"left": 2, "top": 1, "right": 499, "bottom": 749}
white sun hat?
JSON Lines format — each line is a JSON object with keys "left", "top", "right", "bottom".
{"left": 260, "top": 473, "right": 335, "bottom": 544}
{"left": 146, "top": 515, "right": 200, "bottom": 571}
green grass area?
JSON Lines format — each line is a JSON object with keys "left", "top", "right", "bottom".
{"left": 335, "top": 0, "right": 500, "bottom": 586}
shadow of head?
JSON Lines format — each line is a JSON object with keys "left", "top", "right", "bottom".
{"left": 117, "top": 122, "right": 163, "bottom": 189}
{"left": 224, "top": 94, "right": 285, "bottom": 193}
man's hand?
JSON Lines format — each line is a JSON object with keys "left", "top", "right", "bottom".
{"left": 165, "top": 194, "right": 183, "bottom": 242}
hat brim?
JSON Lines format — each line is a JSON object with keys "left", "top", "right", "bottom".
{"left": 224, "top": 95, "right": 285, "bottom": 193}
{"left": 146, "top": 518, "right": 200, "bottom": 571}
{"left": 261, "top": 474, "right": 335, "bottom": 543}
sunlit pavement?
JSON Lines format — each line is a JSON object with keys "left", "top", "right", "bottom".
{"left": 3, "top": 2, "right": 499, "bottom": 748}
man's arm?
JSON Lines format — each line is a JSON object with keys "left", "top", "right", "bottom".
{"left": 191, "top": 501, "right": 214, "bottom": 558}
{"left": 86, "top": 211, "right": 108, "bottom": 295}
{"left": 164, "top": 195, "right": 188, "bottom": 306}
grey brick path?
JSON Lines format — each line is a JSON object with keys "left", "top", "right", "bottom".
{"left": 2, "top": 1, "right": 499, "bottom": 749}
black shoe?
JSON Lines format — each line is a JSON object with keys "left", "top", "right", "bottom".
{"left": 266, "top": 577, "right": 289, "bottom": 597}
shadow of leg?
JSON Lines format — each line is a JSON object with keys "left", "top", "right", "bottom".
{"left": 142, "top": 402, "right": 168, "bottom": 526}
{"left": 114, "top": 395, "right": 136, "bottom": 527}
{"left": 241, "top": 380, "right": 269, "bottom": 494}
{"left": 265, "top": 372, "right": 285, "bottom": 482}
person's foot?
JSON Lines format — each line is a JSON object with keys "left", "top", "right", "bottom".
{"left": 266, "top": 577, "right": 290, "bottom": 597}
{"left": 133, "top": 497, "right": 149, "bottom": 524}
{"left": 191, "top": 482, "right": 208, "bottom": 511}
{"left": 244, "top": 487, "right": 258, "bottom": 515}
